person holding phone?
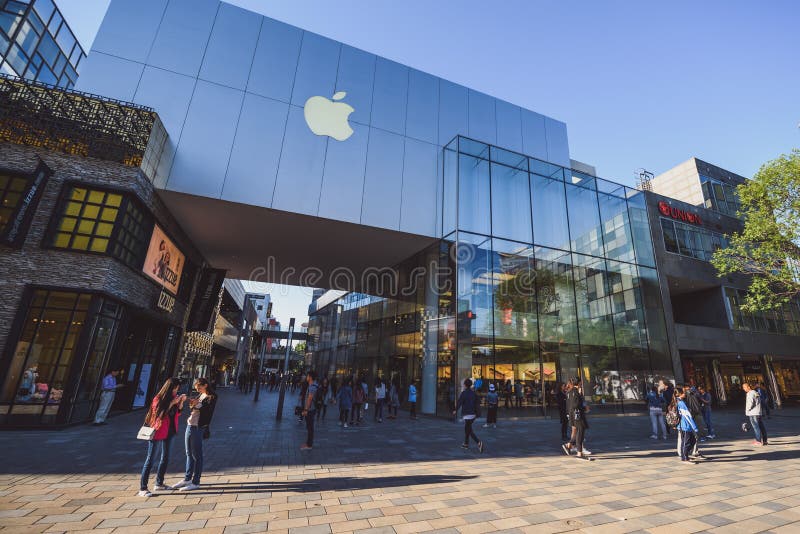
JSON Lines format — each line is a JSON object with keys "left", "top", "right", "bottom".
{"left": 171, "top": 378, "right": 216, "bottom": 491}
{"left": 139, "top": 378, "right": 185, "bottom": 497}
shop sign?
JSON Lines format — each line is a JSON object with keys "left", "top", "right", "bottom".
{"left": 1, "top": 160, "right": 52, "bottom": 247}
{"left": 659, "top": 201, "right": 702, "bottom": 225}
{"left": 143, "top": 225, "right": 185, "bottom": 294}
{"left": 155, "top": 289, "right": 175, "bottom": 313}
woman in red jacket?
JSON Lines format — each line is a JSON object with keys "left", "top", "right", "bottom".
{"left": 138, "top": 378, "right": 185, "bottom": 497}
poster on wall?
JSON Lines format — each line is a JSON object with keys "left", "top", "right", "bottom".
{"left": 143, "top": 225, "right": 184, "bottom": 294}
{"left": 132, "top": 363, "right": 152, "bottom": 408}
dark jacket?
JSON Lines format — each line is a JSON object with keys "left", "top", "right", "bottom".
{"left": 566, "top": 388, "right": 588, "bottom": 428}
{"left": 456, "top": 388, "right": 478, "bottom": 416}
{"left": 685, "top": 389, "right": 701, "bottom": 416}
{"left": 195, "top": 394, "right": 217, "bottom": 428}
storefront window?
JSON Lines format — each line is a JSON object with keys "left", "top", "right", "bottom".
{"left": 0, "top": 172, "right": 30, "bottom": 235}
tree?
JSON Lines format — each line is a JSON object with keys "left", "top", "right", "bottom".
{"left": 712, "top": 149, "right": 800, "bottom": 313}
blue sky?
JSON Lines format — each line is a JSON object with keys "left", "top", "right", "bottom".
{"left": 58, "top": 0, "right": 799, "bottom": 323}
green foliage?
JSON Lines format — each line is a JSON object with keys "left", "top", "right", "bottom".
{"left": 712, "top": 149, "right": 800, "bottom": 313}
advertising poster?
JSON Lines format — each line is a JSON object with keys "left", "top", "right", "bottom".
{"left": 143, "top": 225, "right": 184, "bottom": 294}
{"left": 133, "top": 363, "right": 152, "bottom": 408}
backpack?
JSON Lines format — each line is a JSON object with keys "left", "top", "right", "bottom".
{"left": 685, "top": 390, "right": 701, "bottom": 416}
{"left": 665, "top": 403, "right": 680, "bottom": 428}
{"left": 312, "top": 384, "right": 323, "bottom": 407}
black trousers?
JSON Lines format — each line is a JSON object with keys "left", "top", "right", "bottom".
{"left": 305, "top": 409, "right": 316, "bottom": 446}
{"left": 487, "top": 406, "right": 498, "bottom": 424}
{"left": 573, "top": 423, "right": 585, "bottom": 452}
{"left": 316, "top": 403, "right": 327, "bottom": 421}
{"left": 410, "top": 402, "right": 416, "bottom": 418}
{"left": 464, "top": 418, "right": 480, "bottom": 445}
{"left": 559, "top": 411, "right": 568, "bottom": 439}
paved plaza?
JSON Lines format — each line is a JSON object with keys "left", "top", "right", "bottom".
{"left": 1, "top": 389, "right": 799, "bottom": 534}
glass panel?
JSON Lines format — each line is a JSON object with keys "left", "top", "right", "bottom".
{"left": 598, "top": 190, "right": 635, "bottom": 263}
{"left": 566, "top": 182, "right": 604, "bottom": 257}
{"left": 534, "top": 247, "right": 578, "bottom": 346}
{"left": 371, "top": 58, "right": 408, "bottom": 135}
{"left": 442, "top": 148, "right": 457, "bottom": 236}
{"left": 467, "top": 90, "right": 496, "bottom": 145}
{"left": 531, "top": 172, "right": 570, "bottom": 251}
{"left": 400, "top": 138, "right": 438, "bottom": 236}
{"left": 660, "top": 218, "right": 679, "bottom": 253}
{"left": 33, "top": 0, "right": 55, "bottom": 24}
{"left": 627, "top": 191, "right": 656, "bottom": 267}
{"left": 405, "top": 69, "right": 438, "bottom": 144}
{"left": 438, "top": 80, "right": 468, "bottom": 146}
{"left": 147, "top": 0, "right": 218, "bottom": 77}
{"left": 290, "top": 31, "right": 340, "bottom": 107}
{"left": 495, "top": 100, "right": 523, "bottom": 153}
{"left": 247, "top": 17, "right": 302, "bottom": 103}
{"left": 457, "top": 154, "right": 490, "bottom": 236}
{"left": 361, "top": 128, "right": 404, "bottom": 229}
{"left": 198, "top": 2, "right": 260, "bottom": 90}
{"left": 490, "top": 163, "right": 532, "bottom": 243}
{"left": 335, "top": 45, "right": 375, "bottom": 126}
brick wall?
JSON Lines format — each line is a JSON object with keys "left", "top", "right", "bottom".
{"left": 0, "top": 142, "right": 206, "bottom": 355}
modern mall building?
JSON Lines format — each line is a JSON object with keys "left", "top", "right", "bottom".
{"left": 0, "top": 0, "right": 797, "bottom": 424}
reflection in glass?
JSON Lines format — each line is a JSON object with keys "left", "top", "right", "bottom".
{"left": 566, "top": 182, "right": 604, "bottom": 257}
{"left": 491, "top": 163, "right": 531, "bottom": 243}
{"left": 531, "top": 173, "right": 569, "bottom": 251}
{"left": 457, "top": 155, "right": 490, "bottom": 236}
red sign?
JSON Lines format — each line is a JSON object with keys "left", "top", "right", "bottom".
{"left": 658, "top": 201, "right": 702, "bottom": 225}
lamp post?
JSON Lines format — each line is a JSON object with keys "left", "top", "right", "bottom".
{"left": 275, "top": 318, "right": 295, "bottom": 421}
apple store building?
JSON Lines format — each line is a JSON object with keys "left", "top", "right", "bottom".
{"left": 71, "top": 0, "right": 676, "bottom": 416}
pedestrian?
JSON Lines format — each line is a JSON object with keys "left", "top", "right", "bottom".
{"left": 298, "top": 374, "right": 308, "bottom": 423}
{"left": 301, "top": 371, "right": 319, "bottom": 450}
{"left": 93, "top": 369, "right": 121, "bottom": 425}
{"left": 408, "top": 381, "right": 418, "bottom": 419}
{"left": 316, "top": 377, "right": 330, "bottom": 422}
{"left": 388, "top": 381, "right": 400, "bottom": 419}
{"left": 453, "top": 378, "right": 483, "bottom": 452}
{"left": 351, "top": 378, "right": 365, "bottom": 425}
{"left": 555, "top": 382, "right": 568, "bottom": 441}
{"left": 374, "top": 377, "right": 386, "bottom": 423}
{"left": 484, "top": 383, "right": 499, "bottom": 428}
{"left": 743, "top": 381, "right": 768, "bottom": 446}
{"left": 171, "top": 378, "right": 217, "bottom": 491}
{"left": 337, "top": 379, "right": 352, "bottom": 427}
{"left": 756, "top": 382, "right": 772, "bottom": 419}
{"left": 504, "top": 379, "right": 512, "bottom": 409}
{"left": 675, "top": 387, "right": 698, "bottom": 463}
{"left": 562, "top": 378, "right": 590, "bottom": 460}
{"left": 659, "top": 379, "right": 674, "bottom": 435}
{"left": 697, "top": 385, "right": 715, "bottom": 439}
{"left": 514, "top": 380, "right": 524, "bottom": 408}
{"left": 647, "top": 385, "right": 667, "bottom": 439}
{"left": 138, "top": 378, "right": 185, "bottom": 497}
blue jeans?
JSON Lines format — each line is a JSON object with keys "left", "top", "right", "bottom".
{"left": 140, "top": 436, "right": 172, "bottom": 490}
{"left": 749, "top": 415, "right": 767, "bottom": 444}
{"left": 374, "top": 398, "right": 384, "bottom": 420}
{"left": 184, "top": 426, "right": 203, "bottom": 484}
{"left": 702, "top": 408, "right": 713, "bottom": 434}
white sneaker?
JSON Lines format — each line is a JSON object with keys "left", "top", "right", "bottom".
{"left": 137, "top": 490, "right": 152, "bottom": 497}
{"left": 483, "top": 424, "right": 489, "bottom": 428}
{"left": 179, "top": 483, "right": 200, "bottom": 491}
{"left": 650, "top": 435, "right": 658, "bottom": 439}
{"left": 343, "top": 423, "right": 348, "bottom": 428}
{"left": 171, "top": 480, "right": 192, "bottom": 490}
{"left": 582, "top": 448, "right": 592, "bottom": 455}
{"left": 152, "top": 484, "right": 169, "bottom": 491}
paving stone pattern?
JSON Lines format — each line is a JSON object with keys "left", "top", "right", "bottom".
{"left": 1, "top": 388, "right": 799, "bottom": 533}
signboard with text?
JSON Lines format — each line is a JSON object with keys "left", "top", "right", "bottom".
{"left": 142, "top": 225, "right": 184, "bottom": 294}
{"left": 658, "top": 201, "right": 702, "bottom": 225}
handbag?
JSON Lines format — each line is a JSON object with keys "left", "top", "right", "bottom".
{"left": 137, "top": 425, "right": 155, "bottom": 441}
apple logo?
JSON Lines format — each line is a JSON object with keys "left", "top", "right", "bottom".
{"left": 303, "top": 91, "right": 354, "bottom": 141}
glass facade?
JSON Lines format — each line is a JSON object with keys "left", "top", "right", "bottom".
{"left": 309, "top": 137, "right": 675, "bottom": 416}
{"left": 724, "top": 287, "right": 800, "bottom": 336}
{"left": 660, "top": 217, "right": 730, "bottom": 261}
{"left": 0, "top": 0, "right": 85, "bottom": 88}
{"left": 700, "top": 174, "right": 741, "bottom": 218}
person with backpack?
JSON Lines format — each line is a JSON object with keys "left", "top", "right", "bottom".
{"left": 408, "top": 381, "right": 418, "bottom": 419}
{"left": 300, "top": 371, "right": 319, "bottom": 450}
{"left": 351, "top": 378, "right": 365, "bottom": 425}
{"left": 647, "top": 385, "right": 667, "bottom": 439}
{"left": 373, "top": 377, "right": 386, "bottom": 423}
{"left": 675, "top": 387, "right": 698, "bottom": 464}
{"left": 337, "top": 379, "right": 352, "bottom": 427}
{"left": 743, "top": 381, "right": 768, "bottom": 446}
{"left": 453, "top": 378, "right": 483, "bottom": 452}
{"left": 483, "top": 383, "right": 499, "bottom": 428}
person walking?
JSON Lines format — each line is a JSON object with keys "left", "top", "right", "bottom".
{"left": 675, "top": 387, "right": 698, "bottom": 463}
{"left": 698, "top": 385, "right": 715, "bottom": 439}
{"left": 562, "top": 378, "right": 590, "bottom": 460}
{"left": 647, "top": 385, "right": 667, "bottom": 439}
{"left": 139, "top": 378, "right": 185, "bottom": 497}
{"left": 351, "top": 378, "right": 365, "bottom": 425}
{"left": 297, "top": 374, "right": 308, "bottom": 423}
{"left": 659, "top": 380, "right": 675, "bottom": 435}
{"left": 555, "top": 382, "right": 568, "bottom": 441}
{"left": 93, "top": 369, "right": 121, "bottom": 425}
{"left": 514, "top": 380, "right": 524, "bottom": 408}
{"left": 301, "top": 371, "right": 319, "bottom": 450}
{"left": 170, "top": 378, "right": 216, "bottom": 492}
{"left": 316, "top": 377, "right": 330, "bottom": 422}
{"left": 484, "top": 383, "right": 499, "bottom": 428}
{"left": 453, "top": 378, "right": 483, "bottom": 452}
{"left": 743, "top": 381, "right": 768, "bottom": 446}
{"left": 373, "top": 377, "right": 386, "bottom": 423}
{"left": 337, "top": 379, "right": 352, "bottom": 427}
{"left": 388, "top": 381, "right": 400, "bottom": 419}
{"left": 408, "top": 381, "right": 418, "bottom": 419}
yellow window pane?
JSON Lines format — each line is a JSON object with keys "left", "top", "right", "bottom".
{"left": 100, "top": 208, "right": 118, "bottom": 222}
{"left": 10, "top": 177, "right": 27, "bottom": 192}
{"left": 65, "top": 202, "right": 82, "bottom": 216}
{"left": 106, "top": 194, "right": 122, "bottom": 207}
{"left": 54, "top": 233, "right": 71, "bottom": 248}
{"left": 72, "top": 235, "right": 89, "bottom": 250}
{"left": 70, "top": 188, "right": 87, "bottom": 201}
{"left": 87, "top": 190, "right": 105, "bottom": 204}
{"left": 58, "top": 217, "right": 77, "bottom": 232}
{"left": 0, "top": 175, "right": 7, "bottom": 188}
{"left": 90, "top": 238, "right": 109, "bottom": 253}
{"left": 81, "top": 204, "right": 100, "bottom": 219}
{"left": 96, "top": 222, "right": 113, "bottom": 237}
{"left": 77, "top": 220, "right": 95, "bottom": 234}
{"left": 3, "top": 192, "right": 20, "bottom": 207}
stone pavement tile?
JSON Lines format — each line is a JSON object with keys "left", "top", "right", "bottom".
{"left": 308, "top": 512, "right": 348, "bottom": 526}
{"left": 269, "top": 517, "right": 311, "bottom": 530}
{"left": 97, "top": 516, "right": 148, "bottom": 528}
{"left": 142, "top": 512, "right": 191, "bottom": 525}
{"left": 346, "top": 508, "right": 384, "bottom": 520}
{"left": 288, "top": 506, "right": 326, "bottom": 519}
{"left": 105, "top": 525, "right": 161, "bottom": 534}
{"left": 393, "top": 520, "right": 433, "bottom": 534}
{"left": 41, "top": 518, "right": 103, "bottom": 531}
{"left": 457, "top": 520, "right": 505, "bottom": 534}
{"left": 330, "top": 518, "right": 372, "bottom": 533}
{"left": 427, "top": 515, "right": 468, "bottom": 529}
{"left": 695, "top": 514, "right": 735, "bottom": 527}
{"left": 130, "top": 506, "right": 180, "bottom": 518}
{"left": 288, "top": 525, "right": 332, "bottom": 534}
{"left": 0, "top": 527, "right": 49, "bottom": 534}
{"left": 205, "top": 514, "right": 248, "bottom": 529}
{"left": 156, "top": 519, "right": 208, "bottom": 532}
{"left": 230, "top": 505, "right": 270, "bottom": 516}
{"left": 221, "top": 522, "right": 268, "bottom": 534}
{"left": 0, "top": 508, "right": 32, "bottom": 518}
{"left": 489, "top": 517, "right": 529, "bottom": 530}
{"left": 351, "top": 527, "right": 396, "bottom": 534}
{"left": 646, "top": 518, "right": 718, "bottom": 533}
{"left": 0, "top": 514, "right": 45, "bottom": 526}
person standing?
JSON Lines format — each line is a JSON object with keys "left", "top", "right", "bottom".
{"left": 555, "top": 382, "right": 568, "bottom": 441}
{"left": 93, "top": 369, "right": 121, "bottom": 425}
{"left": 698, "top": 385, "right": 715, "bottom": 439}
{"left": 660, "top": 380, "right": 675, "bottom": 435}
{"left": 484, "top": 383, "right": 499, "bottom": 428}
{"left": 301, "top": 371, "right": 319, "bottom": 450}
{"left": 676, "top": 387, "right": 698, "bottom": 463}
{"left": 562, "top": 378, "right": 589, "bottom": 459}
{"left": 504, "top": 380, "right": 512, "bottom": 409}
{"left": 408, "top": 381, "right": 418, "bottom": 419}
{"left": 351, "top": 378, "right": 365, "bottom": 425}
{"left": 316, "top": 377, "right": 330, "bottom": 422}
{"left": 453, "top": 378, "right": 483, "bottom": 452}
{"left": 172, "top": 378, "right": 216, "bottom": 491}
{"left": 647, "top": 385, "right": 667, "bottom": 439}
{"left": 139, "top": 378, "right": 185, "bottom": 497}
{"left": 388, "top": 381, "right": 400, "bottom": 419}
{"left": 514, "top": 380, "right": 524, "bottom": 408}
{"left": 337, "top": 379, "right": 352, "bottom": 427}
{"left": 743, "top": 381, "right": 768, "bottom": 446}
{"left": 373, "top": 378, "right": 386, "bottom": 423}
{"left": 297, "top": 374, "right": 308, "bottom": 423}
